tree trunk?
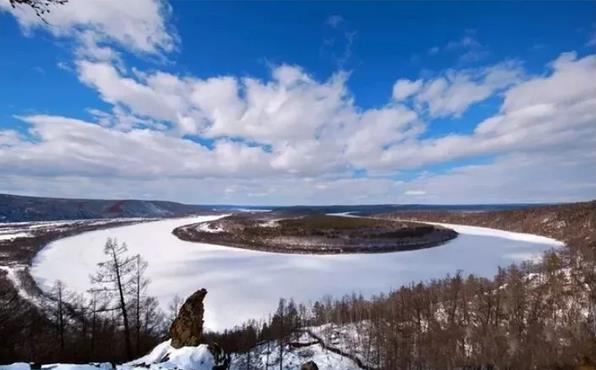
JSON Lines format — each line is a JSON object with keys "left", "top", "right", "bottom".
{"left": 112, "top": 248, "right": 132, "bottom": 359}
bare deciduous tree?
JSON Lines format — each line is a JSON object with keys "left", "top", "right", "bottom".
{"left": 90, "top": 238, "right": 136, "bottom": 359}
{"left": 167, "top": 294, "right": 183, "bottom": 327}
{"left": 131, "top": 254, "right": 149, "bottom": 355}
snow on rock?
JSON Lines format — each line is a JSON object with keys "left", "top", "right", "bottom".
{"left": 127, "top": 340, "right": 172, "bottom": 365}
{"left": 122, "top": 340, "right": 216, "bottom": 370}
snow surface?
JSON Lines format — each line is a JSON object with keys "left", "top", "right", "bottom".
{"left": 0, "top": 333, "right": 361, "bottom": 370}
{"left": 423, "top": 221, "right": 563, "bottom": 246}
{"left": 0, "top": 232, "right": 32, "bottom": 241}
{"left": 307, "top": 322, "right": 376, "bottom": 367}
{"left": 0, "top": 265, "right": 43, "bottom": 307}
{"left": 196, "top": 223, "right": 224, "bottom": 233}
{"left": 0, "top": 364, "right": 31, "bottom": 370}
{"left": 229, "top": 337, "right": 361, "bottom": 370}
{"left": 30, "top": 216, "right": 562, "bottom": 331}
{"left": 122, "top": 341, "right": 215, "bottom": 370}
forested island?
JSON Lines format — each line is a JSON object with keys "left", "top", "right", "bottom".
{"left": 173, "top": 214, "right": 458, "bottom": 254}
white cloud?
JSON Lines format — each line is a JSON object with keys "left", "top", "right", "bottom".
{"left": 0, "top": 130, "right": 22, "bottom": 147}
{"left": 0, "top": 115, "right": 272, "bottom": 179}
{"left": 75, "top": 31, "right": 122, "bottom": 62}
{"left": 0, "top": 0, "right": 176, "bottom": 55}
{"left": 0, "top": 26, "right": 594, "bottom": 204}
{"left": 375, "top": 53, "right": 596, "bottom": 171}
{"left": 500, "top": 52, "right": 595, "bottom": 113}
{"left": 74, "top": 61, "right": 405, "bottom": 175}
{"left": 411, "top": 61, "right": 524, "bottom": 118}
{"left": 3, "top": 147, "right": 593, "bottom": 205}
{"left": 392, "top": 79, "right": 422, "bottom": 100}
{"left": 401, "top": 150, "right": 596, "bottom": 204}
{"left": 404, "top": 190, "right": 427, "bottom": 196}
{"left": 77, "top": 60, "right": 187, "bottom": 123}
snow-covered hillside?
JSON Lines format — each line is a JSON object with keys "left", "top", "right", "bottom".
{"left": 229, "top": 329, "right": 366, "bottom": 370}
{"left": 0, "top": 324, "right": 370, "bottom": 370}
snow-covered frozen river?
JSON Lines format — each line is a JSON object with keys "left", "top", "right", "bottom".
{"left": 31, "top": 215, "right": 562, "bottom": 331}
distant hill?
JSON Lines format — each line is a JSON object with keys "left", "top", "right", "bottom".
{"left": 0, "top": 193, "right": 215, "bottom": 222}
{"left": 0, "top": 193, "right": 549, "bottom": 222}
{"left": 271, "top": 203, "right": 544, "bottom": 215}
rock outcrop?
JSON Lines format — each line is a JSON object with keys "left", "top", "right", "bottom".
{"left": 169, "top": 288, "right": 207, "bottom": 348}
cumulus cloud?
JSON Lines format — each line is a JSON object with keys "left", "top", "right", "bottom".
{"left": 376, "top": 53, "right": 596, "bottom": 171}
{"left": 77, "top": 61, "right": 187, "bottom": 123}
{"left": 3, "top": 52, "right": 596, "bottom": 202}
{"left": 392, "top": 79, "right": 422, "bottom": 100}
{"left": 397, "top": 61, "right": 524, "bottom": 118}
{"left": 0, "top": 0, "right": 176, "bottom": 55}
{"left": 71, "top": 59, "right": 435, "bottom": 176}
{"left": 1, "top": 0, "right": 594, "bottom": 205}
{"left": 0, "top": 115, "right": 272, "bottom": 179}
{"left": 0, "top": 130, "right": 22, "bottom": 148}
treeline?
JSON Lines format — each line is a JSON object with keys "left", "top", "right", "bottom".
{"left": 0, "top": 239, "right": 172, "bottom": 364}
{"left": 208, "top": 242, "right": 596, "bottom": 369}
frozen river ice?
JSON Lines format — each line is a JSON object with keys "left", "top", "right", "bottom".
{"left": 31, "top": 215, "right": 562, "bottom": 331}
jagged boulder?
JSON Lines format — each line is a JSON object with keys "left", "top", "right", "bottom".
{"left": 169, "top": 288, "right": 207, "bottom": 348}
{"left": 300, "top": 361, "right": 319, "bottom": 370}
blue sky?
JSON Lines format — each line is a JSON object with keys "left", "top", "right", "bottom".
{"left": 0, "top": 1, "right": 595, "bottom": 205}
